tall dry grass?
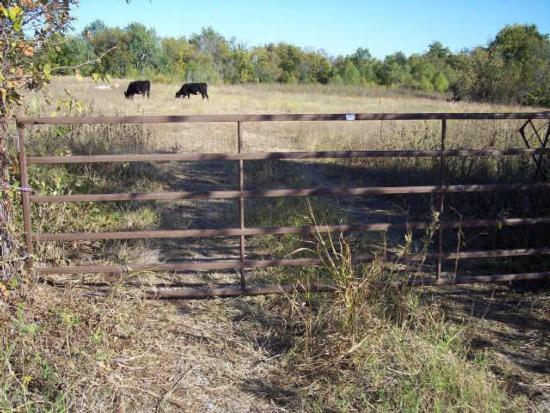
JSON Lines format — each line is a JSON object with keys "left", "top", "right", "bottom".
{"left": 239, "top": 220, "right": 526, "bottom": 412}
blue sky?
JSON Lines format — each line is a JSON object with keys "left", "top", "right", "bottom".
{"left": 72, "top": 0, "right": 550, "bottom": 58}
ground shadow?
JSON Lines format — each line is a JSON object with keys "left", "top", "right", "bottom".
{"left": 145, "top": 156, "right": 550, "bottom": 274}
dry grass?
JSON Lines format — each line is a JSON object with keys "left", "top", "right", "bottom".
{"left": 1, "top": 283, "right": 290, "bottom": 412}
{"left": 1, "top": 77, "right": 548, "bottom": 412}
{"left": 2, "top": 267, "right": 547, "bottom": 412}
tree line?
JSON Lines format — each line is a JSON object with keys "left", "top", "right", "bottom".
{"left": 49, "top": 21, "right": 550, "bottom": 107}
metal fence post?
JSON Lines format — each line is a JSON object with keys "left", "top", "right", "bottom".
{"left": 237, "top": 121, "right": 246, "bottom": 290}
{"left": 436, "top": 119, "right": 447, "bottom": 280}
{"left": 17, "top": 124, "right": 33, "bottom": 269}
{"left": 533, "top": 121, "right": 550, "bottom": 180}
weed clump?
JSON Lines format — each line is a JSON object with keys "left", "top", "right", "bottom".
{"left": 255, "top": 228, "right": 521, "bottom": 412}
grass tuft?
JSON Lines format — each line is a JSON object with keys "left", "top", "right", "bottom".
{"left": 258, "top": 223, "right": 521, "bottom": 412}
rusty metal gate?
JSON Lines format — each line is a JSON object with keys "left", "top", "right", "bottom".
{"left": 16, "top": 112, "right": 550, "bottom": 298}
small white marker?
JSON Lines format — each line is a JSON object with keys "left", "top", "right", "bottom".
{"left": 345, "top": 113, "right": 356, "bottom": 121}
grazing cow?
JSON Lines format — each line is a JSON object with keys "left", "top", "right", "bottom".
{"left": 124, "top": 80, "right": 150, "bottom": 99}
{"left": 175, "top": 83, "right": 209, "bottom": 100}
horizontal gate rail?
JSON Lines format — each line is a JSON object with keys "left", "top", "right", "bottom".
{"left": 16, "top": 111, "right": 550, "bottom": 296}
{"left": 34, "top": 248, "right": 550, "bottom": 275}
{"left": 413, "top": 271, "right": 550, "bottom": 286}
{"left": 141, "top": 271, "right": 550, "bottom": 299}
{"left": 427, "top": 247, "right": 550, "bottom": 260}
{"left": 28, "top": 182, "right": 550, "bottom": 203}
{"left": 32, "top": 217, "right": 550, "bottom": 242}
{"left": 34, "top": 259, "right": 324, "bottom": 275}
{"left": 142, "top": 284, "right": 339, "bottom": 299}
{"left": 16, "top": 111, "right": 550, "bottom": 125}
{"left": 26, "top": 148, "right": 550, "bottom": 164}
{"left": 34, "top": 256, "right": 373, "bottom": 275}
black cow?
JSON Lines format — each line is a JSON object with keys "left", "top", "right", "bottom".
{"left": 124, "top": 80, "right": 150, "bottom": 99}
{"left": 175, "top": 83, "right": 209, "bottom": 100}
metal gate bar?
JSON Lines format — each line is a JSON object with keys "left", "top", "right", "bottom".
{"left": 17, "top": 111, "right": 550, "bottom": 125}
{"left": 32, "top": 247, "right": 550, "bottom": 276}
{"left": 26, "top": 148, "right": 550, "bottom": 164}
{"left": 142, "top": 271, "right": 550, "bottom": 299}
{"left": 16, "top": 112, "right": 550, "bottom": 295}
{"left": 237, "top": 121, "right": 246, "bottom": 290}
{"left": 436, "top": 119, "right": 447, "bottom": 279}
{"left": 27, "top": 182, "right": 550, "bottom": 203}
{"left": 16, "top": 125, "right": 33, "bottom": 267}
{"left": 29, "top": 217, "right": 550, "bottom": 242}
{"left": 519, "top": 119, "right": 550, "bottom": 179}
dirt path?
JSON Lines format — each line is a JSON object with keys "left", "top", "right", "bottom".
{"left": 115, "top": 297, "right": 286, "bottom": 412}
{"left": 100, "top": 285, "right": 548, "bottom": 412}
{"left": 91, "top": 159, "right": 393, "bottom": 411}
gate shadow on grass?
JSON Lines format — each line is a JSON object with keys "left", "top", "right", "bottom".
{"left": 147, "top": 156, "right": 550, "bottom": 409}
{"left": 47, "top": 149, "right": 550, "bottom": 408}
{"left": 148, "top": 156, "right": 549, "bottom": 408}
{"left": 148, "top": 156, "right": 550, "bottom": 267}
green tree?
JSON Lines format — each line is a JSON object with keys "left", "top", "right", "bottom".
{"left": 426, "top": 41, "right": 450, "bottom": 61}
{"left": 250, "top": 47, "right": 282, "bottom": 82}
{"left": 185, "top": 61, "right": 221, "bottom": 83}
{"left": 329, "top": 74, "right": 344, "bottom": 85}
{"left": 490, "top": 24, "right": 550, "bottom": 104}
{"left": 25, "top": 18, "right": 550, "bottom": 105}
{"left": 454, "top": 47, "right": 507, "bottom": 101}
{"left": 490, "top": 24, "right": 548, "bottom": 62}
{"left": 189, "top": 27, "right": 230, "bottom": 77}
{"left": 125, "top": 22, "right": 161, "bottom": 74}
{"left": 449, "top": 24, "right": 550, "bottom": 105}
{"left": 341, "top": 59, "right": 361, "bottom": 85}
{"left": 48, "top": 34, "right": 96, "bottom": 76}
{"left": 83, "top": 19, "right": 108, "bottom": 38}
{"left": 351, "top": 48, "right": 378, "bottom": 83}
{"left": 378, "top": 52, "right": 410, "bottom": 86}
{"left": 88, "top": 27, "right": 131, "bottom": 77}
{"left": 160, "top": 37, "right": 194, "bottom": 78}
{"left": 408, "top": 55, "right": 433, "bottom": 91}
{"left": 299, "top": 51, "right": 333, "bottom": 84}
{"left": 227, "top": 47, "right": 255, "bottom": 83}
{"left": 272, "top": 43, "right": 304, "bottom": 83}
{"left": 433, "top": 71, "right": 449, "bottom": 93}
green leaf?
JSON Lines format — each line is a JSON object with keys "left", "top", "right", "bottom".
{"left": 43, "top": 64, "right": 51, "bottom": 78}
{"left": 7, "top": 6, "right": 23, "bottom": 32}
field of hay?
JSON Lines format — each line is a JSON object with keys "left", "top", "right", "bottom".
{"left": 1, "top": 77, "right": 548, "bottom": 412}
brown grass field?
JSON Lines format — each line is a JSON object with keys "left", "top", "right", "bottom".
{"left": 1, "top": 77, "right": 549, "bottom": 412}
